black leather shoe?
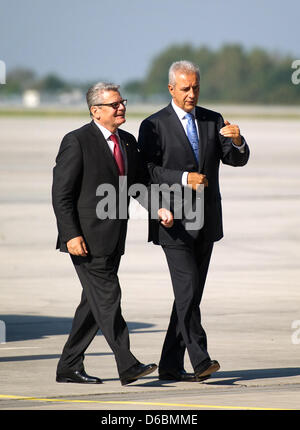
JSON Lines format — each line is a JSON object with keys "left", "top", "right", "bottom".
{"left": 120, "top": 363, "right": 157, "bottom": 386}
{"left": 195, "top": 359, "right": 220, "bottom": 380}
{"left": 56, "top": 369, "right": 102, "bottom": 384}
{"left": 159, "top": 369, "right": 210, "bottom": 382}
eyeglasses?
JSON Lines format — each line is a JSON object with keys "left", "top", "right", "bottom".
{"left": 93, "top": 99, "right": 127, "bottom": 110}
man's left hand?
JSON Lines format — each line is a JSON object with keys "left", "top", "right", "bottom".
{"left": 220, "top": 120, "right": 242, "bottom": 146}
{"left": 158, "top": 208, "right": 174, "bottom": 228}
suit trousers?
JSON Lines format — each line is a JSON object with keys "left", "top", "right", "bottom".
{"left": 159, "top": 234, "right": 214, "bottom": 371}
{"left": 57, "top": 252, "right": 138, "bottom": 376}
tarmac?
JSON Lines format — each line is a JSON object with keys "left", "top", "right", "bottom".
{"left": 0, "top": 115, "right": 300, "bottom": 412}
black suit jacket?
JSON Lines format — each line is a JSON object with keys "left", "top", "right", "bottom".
{"left": 138, "top": 103, "right": 250, "bottom": 246}
{"left": 52, "top": 121, "right": 146, "bottom": 257}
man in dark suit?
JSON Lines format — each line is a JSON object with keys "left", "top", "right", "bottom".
{"left": 138, "top": 61, "right": 250, "bottom": 382}
{"left": 52, "top": 82, "right": 173, "bottom": 385}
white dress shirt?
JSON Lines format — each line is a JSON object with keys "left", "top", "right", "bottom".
{"left": 171, "top": 100, "right": 200, "bottom": 140}
{"left": 93, "top": 120, "right": 121, "bottom": 154}
{"left": 171, "top": 100, "right": 245, "bottom": 186}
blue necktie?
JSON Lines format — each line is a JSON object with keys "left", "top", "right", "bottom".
{"left": 185, "top": 112, "right": 199, "bottom": 163}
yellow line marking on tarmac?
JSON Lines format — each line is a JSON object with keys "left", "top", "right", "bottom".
{"left": 0, "top": 394, "right": 293, "bottom": 410}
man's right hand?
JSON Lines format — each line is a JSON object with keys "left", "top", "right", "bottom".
{"left": 67, "top": 236, "right": 88, "bottom": 256}
{"left": 187, "top": 172, "right": 208, "bottom": 191}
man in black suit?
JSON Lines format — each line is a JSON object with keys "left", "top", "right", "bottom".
{"left": 138, "top": 61, "right": 250, "bottom": 382}
{"left": 52, "top": 82, "right": 173, "bottom": 385}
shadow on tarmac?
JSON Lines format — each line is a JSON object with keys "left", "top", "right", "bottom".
{"left": 134, "top": 368, "right": 300, "bottom": 387}
{"left": 206, "top": 367, "right": 300, "bottom": 385}
{"left": 0, "top": 314, "right": 159, "bottom": 342}
{"left": 0, "top": 352, "right": 113, "bottom": 363}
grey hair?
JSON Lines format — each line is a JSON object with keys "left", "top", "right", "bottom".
{"left": 168, "top": 61, "right": 200, "bottom": 86}
{"left": 86, "top": 82, "right": 120, "bottom": 112}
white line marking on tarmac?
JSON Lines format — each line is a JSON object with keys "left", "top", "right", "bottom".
{"left": 0, "top": 347, "right": 40, "bottom": 350}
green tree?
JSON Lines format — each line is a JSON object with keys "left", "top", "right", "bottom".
{"left": 142, "top": 43, "right": 198, "bottom": 97}
{"left": 35, "top": 73, "right": 70, "bottom": 93}
{"left": 0, "top": 67, "right": 36, "bottom": 95}
{"left": 135, "top": 43, "right": 300, "bottom": 104}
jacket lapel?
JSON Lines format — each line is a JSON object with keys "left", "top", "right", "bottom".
{"left": 89, "top": 121, "right": 120, "bottom": 178}
{"left": 118, "top": 134, "right": 129, "bottom": 175}
{"left": 166, "top": 104, "right": 199, "bottom": 166}
{"left": 195, "top": 107, "right": 208, "bottom": 173}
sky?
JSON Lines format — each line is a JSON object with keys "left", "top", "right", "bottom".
{"left": 0, "top": 0, "right": 299, "bottom": 85}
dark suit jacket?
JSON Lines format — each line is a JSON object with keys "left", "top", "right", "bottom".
{"left": 138, "top": 103, "right": 250, "bottom": 246}
{"left": 52, "top": 121, "right": 146, "bottom": 257}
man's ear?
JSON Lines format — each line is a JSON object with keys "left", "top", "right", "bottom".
{"left": 168, "top": 84, "right": 174, "bottom": 97}
{"left": 90, "top": 106, "right": 100, "bottom": 119}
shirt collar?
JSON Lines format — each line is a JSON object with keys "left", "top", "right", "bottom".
{"left": 93, "top": 120, "right": 119, "bottom": 140}
{"left": 171, "top": 99, "right": 196, "bottom": 120}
